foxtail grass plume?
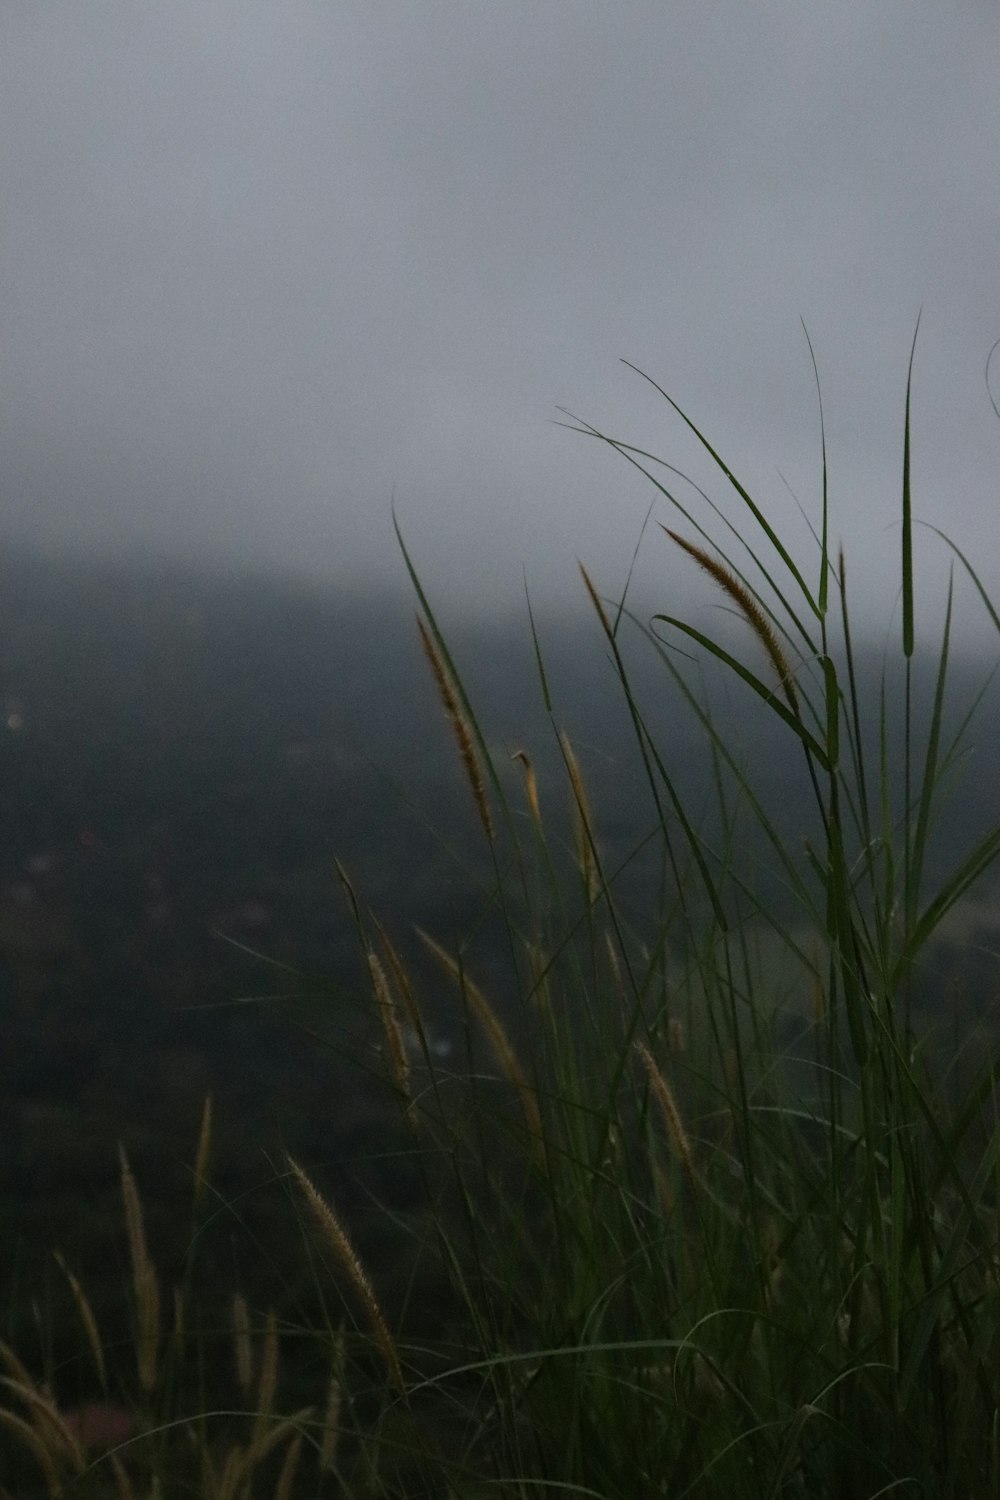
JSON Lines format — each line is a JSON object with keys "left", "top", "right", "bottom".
{"left": 367, "top": 950, "right": 411, "bottom": 1101}
{"left": 560, "top": 732, "right": 599, "bottom": 903}
{"left": 0, "top": 1405, "right": 66, "bottom": 1495}
{"left": 418, "top": 929, "right": 543, "bottom": 1147}
{"left": 118, "top": 1145, "right": 161, "bottom": 1393}
{"left": 511, "top": 748, "right": 542, "bottom": 828}
{"left": 0, "top": 1378, "right": 86, "bottom": 1475}
{"left": 637, "top": 1041, "right": 699, "bottom": 1197}
{"left": 286, "top": 1157, "right": 404, "bottom": 1394}
{"left": 578, "top": 562, "right": 614, "bottom": 639}
{"left": 417, "top": 615, "right": 494, "bottom": 842}
{"left": 664, "top": 528, "right": 799, "bottom": 715}
{"left": 374, "top": 919, "right": 431, "bottom": 1060}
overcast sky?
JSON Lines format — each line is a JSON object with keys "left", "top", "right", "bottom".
{"left": 3, "top": 3, "right": 999, "bottom": 642}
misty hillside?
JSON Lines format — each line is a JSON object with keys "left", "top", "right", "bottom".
{"left": 3, "top": 545, "right": 999, "bottom": 1328}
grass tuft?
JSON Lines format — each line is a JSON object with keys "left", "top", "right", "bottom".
{"left": 4, "top": 343, "right": 999, "bottom": 1497}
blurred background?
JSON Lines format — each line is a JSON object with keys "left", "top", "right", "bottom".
{"left": 3, "top": 1, "right": 1000, "bottom": 1342}
{"left": 3, "top": 3, "right": 1000, "bottom": 625}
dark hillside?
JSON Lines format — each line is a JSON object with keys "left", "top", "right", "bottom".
{"left": 2, "top": 545, "right": 998, "bottom": 1344}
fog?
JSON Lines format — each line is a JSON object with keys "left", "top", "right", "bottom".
{"left": 3, "top": 3, "right": 1000, "bottom": 640}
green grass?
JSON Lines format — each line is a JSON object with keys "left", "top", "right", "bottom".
{"left": 4, "top": 341, "right": 1000, "bottom": 1497}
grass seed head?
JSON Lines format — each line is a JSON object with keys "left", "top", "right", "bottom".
{"left": 118, "top": 1145, "right": 160, "bottom": 1393}
{"left": 286, "top": 1157, "right": 404, "bottom": 1394}
{"left": 511, "top": 748, "right": 542, "bottom": 828}
{"left": 637, "top": 1041, "right": 699, "bottom": 1197}
{"left": 560, "top": 732, "right": 599, "bottom": 903}
{"left": 664, "top": 528, "right": 799, "bottom": 715}
{"left": 417, "top": 614, "right": 494, "bottom": 842}
{"left": 368, "top": 950, "right": 411, "bottom": 1101}
{"left": 418, "top": 929, "right": 543, "bottom": 1148}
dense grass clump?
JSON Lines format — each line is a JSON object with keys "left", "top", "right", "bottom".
{"left": 4, "top": 341, "right": 999, "bottom": 1496}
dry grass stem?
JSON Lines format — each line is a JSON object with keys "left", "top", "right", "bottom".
{"left": 637, "top": 1041, "right": 699, "bottom": 1196}
{"left": 417, "top": 615, "right": 494, "bottom": 842}
{"left": 286, "top": 1157, "right": 405, "bottom": 1393}
{"left": 418, "top": 930, "right": 543, "bottom": 1145}
{"left": 665, "top": 528, "right": 799, "bottom": 715}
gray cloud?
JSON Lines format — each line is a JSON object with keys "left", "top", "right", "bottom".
{"left": 3, "top": 3, "right": 999, "bottom": 638}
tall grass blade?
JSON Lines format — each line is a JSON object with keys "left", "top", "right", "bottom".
{"left": 901, "top": 314, "right": 922, "bottom": 658}
{"left": 652, "top": 615, "right": 831, "bottom": 768}
{"left": 621, "top": 359, "right": 822, "bottom": 618}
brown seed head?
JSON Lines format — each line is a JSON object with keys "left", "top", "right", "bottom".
{"left": 286, "top": 1157, "right": 404, "bottom": 1393}
{"left": 637, "top": 1041, "right": 699, "bottom": 1197}
{"left": 417, "top": 616, "right": 494, "bottom": 841}
{"left": 664, "top": 528, "right": 799, "bottom": 715}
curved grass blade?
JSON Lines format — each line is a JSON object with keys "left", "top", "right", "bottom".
{"left": 919, "top": 523, "right": 1000, "bottom": 638}
{"left": 652, "top": 616, "right": 831, "bottom": 770}
{"left": 906, "top": 571, "right": 954, "bottom": 933}
{"left": 620, "top": 359, "right": 822, "bottom": 621}
{"left": 801, "top": 319, "right": 831, "bottom": 619}
{"left": 557, "top": 411, "right": 820, "bottom": 658}
{"left": 901, "top": 314, "right": 922, "bottom": 659}
{"left": 580, "top": 568, "right": 728, "bottom": 930}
